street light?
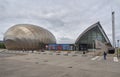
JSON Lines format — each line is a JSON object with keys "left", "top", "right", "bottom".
{"left": 117, "top": 40, "right": 119, "bottom": 57}
{"left": 93, "top": 40, "right": 95, "bottom": 55}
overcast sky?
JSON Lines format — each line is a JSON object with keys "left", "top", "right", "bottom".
{"left": 0, "top": 0, "right": 120, "bottom": 44}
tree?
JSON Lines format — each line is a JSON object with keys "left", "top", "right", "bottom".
{"left": 0, "top": 43, "right": 6, "bottom": 49}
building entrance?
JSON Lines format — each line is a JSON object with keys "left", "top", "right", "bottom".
{"left": 79, "top": 44, "right": 88, "bottom": 51}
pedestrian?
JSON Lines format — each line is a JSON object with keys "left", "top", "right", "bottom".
{"left": 83, "top": 51, "right": 85, "bottom": 54}
{"left": 23, "top": 49, "right": 25, "bottom": 52}
{"left": 103, "top": 51, "right": 107, "bottom": 60}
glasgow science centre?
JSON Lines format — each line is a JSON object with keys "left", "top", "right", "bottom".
{"left": 3, "top": 22, "right": 113, "bottom": 53}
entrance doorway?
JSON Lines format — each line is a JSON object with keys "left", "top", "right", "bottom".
{"left": 79, "top": 44, "right": 88, "bottom": 51}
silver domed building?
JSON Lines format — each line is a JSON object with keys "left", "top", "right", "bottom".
{"left": 4, "top": 24, "right": 56, "bottom": 50}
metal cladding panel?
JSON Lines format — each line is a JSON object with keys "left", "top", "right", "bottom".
{"left": 4, "top": 24, "right": 56, "bottom": 50}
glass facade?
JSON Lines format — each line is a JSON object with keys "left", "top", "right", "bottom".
{"left": 79, "top": 26, "right": 106, "bottom": 48}
{"left": 75, "top": 22, "right": 109, "bottom": 51}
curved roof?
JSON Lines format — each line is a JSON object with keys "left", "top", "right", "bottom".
{"left": 75, "top": 22, "right": 111, "bottom": 44}
{"left": 4, "top": 24, "right": 56, "bottom": 50}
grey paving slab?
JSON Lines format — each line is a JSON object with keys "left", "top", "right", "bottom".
{"left": 0, "top": 50, "right": 120, "bottom": 77}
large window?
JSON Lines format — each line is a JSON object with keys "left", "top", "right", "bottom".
{"left": 78, "top": 26, "right": 106, "bottom": 48}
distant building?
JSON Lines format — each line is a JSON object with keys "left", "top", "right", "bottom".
{"left": 4, "top": 24, "right": 56, "bottom": 50}
{"left": 75, "top": 22, "right": 112, "bottom": 52}
{"left": 46, "top": 44, "right": 74, "bottom": 51}
{"left": 0, "top": 40, "right": 3, "bottom": 43}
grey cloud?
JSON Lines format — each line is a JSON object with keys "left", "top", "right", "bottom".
{"left": 0, "top": 0, "right": 119, "bottom": 44}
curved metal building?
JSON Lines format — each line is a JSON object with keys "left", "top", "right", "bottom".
{"left": 75, "top": 22, "right": 111, "bottom": 51}
{"left": 4, "top": 24, "right": 56, "bottom": 50}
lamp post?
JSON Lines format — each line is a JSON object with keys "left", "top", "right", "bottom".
{"left": 74, "top": 44, "right": 76, "bottom": 51}
{"left": 117, "top": 40, "right": 119, "bottom": 57}
{"left": 93, "top": 40, "right": 95, "bottom": 55}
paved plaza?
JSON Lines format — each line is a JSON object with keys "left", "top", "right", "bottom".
{"left": 0, "top": 49, "right": 120, "bottom": 77}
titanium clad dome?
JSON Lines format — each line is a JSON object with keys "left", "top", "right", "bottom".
{"left": 4, "top": 24, "right": 56, "bottom": 50}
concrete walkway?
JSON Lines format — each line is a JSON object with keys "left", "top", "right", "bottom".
{"left": 0, "top": 50, "right": 120, "bottom": 77}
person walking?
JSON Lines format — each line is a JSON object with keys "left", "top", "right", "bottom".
{"left": 103, "top": 51, "right": 107, "bottom": 60}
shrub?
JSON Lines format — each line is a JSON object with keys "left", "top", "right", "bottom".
{"left": 0, "top": 43, "right": 6, "bottom": 49}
